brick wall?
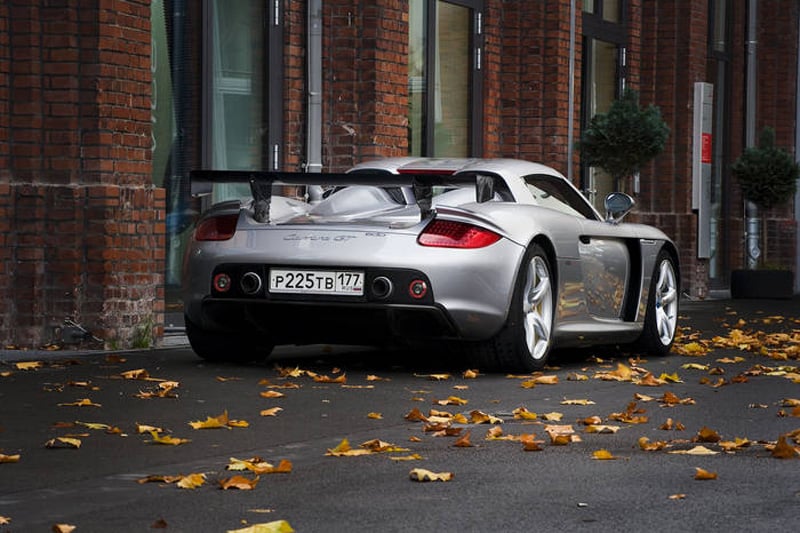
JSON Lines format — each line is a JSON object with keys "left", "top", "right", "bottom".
{"left": 322, "top": 0, "right": 409, "bottom": 171}
{"left": 1, "top": 0, "right": 164, "bottom": 349}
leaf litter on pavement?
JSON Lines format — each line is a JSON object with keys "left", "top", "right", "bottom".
{"left": 2, "top": 306, "right": 799, "bottom": 529}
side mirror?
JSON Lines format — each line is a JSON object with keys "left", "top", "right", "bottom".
{"left": 604, "top": 192, "right": 635, "bottom": 224}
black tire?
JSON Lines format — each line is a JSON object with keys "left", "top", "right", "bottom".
{"left": 184, "top": 315, "right": 274, "bottom": 364}
{"left": 637, "top": 250, "right": 679, "bottom": 355}
{"left": 466, "top": 243, "right": 555, "bottom": 373}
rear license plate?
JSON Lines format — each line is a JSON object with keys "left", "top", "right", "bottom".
{"left": 269, "top": 269, "right": 365, "bottom": 296}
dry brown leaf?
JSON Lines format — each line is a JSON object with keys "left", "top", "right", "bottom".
{"left": 435, "top": 396, "right": 468, "bottom": 406}
{"left": 469, "top": 410, "right": 503, "bottom": 424}
{"left": 512, "top": 407, "right": 538, "bottom": 420}
{"left": 771, "top": 435, "right": 800, "bottom": 459}
{"left": 44, "top": 437, "right": 81, "bottom": 449}
{"left": 260, "top": 390, "right": 285, "bottom": 399}
{"left": 695, "top": 426, "right": 721, "bottom": 443}
{"left": 520, "top": 433, "right": 544, "bottom": 451}
{"left": 220, "top": 475, "right": 260, "bottom": 490}
{"left": 638, "top": 436, "right": 668, "bottom": 451}
{"left": 718, "top": 438, "right": 751, "bottom": 452}
{"left": 694, "top": 467, "right": 718, "bottom": 480}
{"left": 545, "top": 425, "right": 580, "bottom": 445}
{"left": 52, "top": 524, "right": 77, "bottom": 533}
{"left": 453, "top": 431, "right": 473, "bottom": 447}
{"left": 313, "top": 373, "right": 347, "bottom": 384}
{"left": 58, "top": 398, "right": 101, "bottom": 407}
{"left": 659, "top": 418, "right": 686, "bottom": 431}
{"left": 404, "top": 408, "right": 429, "bottom": 422}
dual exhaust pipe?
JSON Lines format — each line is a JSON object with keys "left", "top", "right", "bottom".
{"left": 233, "top": 272, "right": 396, "bottom": 299}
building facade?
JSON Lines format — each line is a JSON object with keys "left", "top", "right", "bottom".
{"left": 1, "top": 0, "right": 798, "bottom": 349}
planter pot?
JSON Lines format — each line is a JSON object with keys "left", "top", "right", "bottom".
{"left": 730, "top": 269, "right": 794, "bottom": 299}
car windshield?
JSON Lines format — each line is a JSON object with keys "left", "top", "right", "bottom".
{"left": 524, "top": 174, "right": 597, "bottom": 220}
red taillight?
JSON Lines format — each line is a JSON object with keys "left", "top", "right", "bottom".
{"left": 195, "top": 214, "right": 239, "bottom": 241}
{"left": 418, "top": 220, "right": 501, "bottom": 248}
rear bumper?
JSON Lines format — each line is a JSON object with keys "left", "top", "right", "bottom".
{"left": 196, "top": 298, "right": 461, "bottom": 346}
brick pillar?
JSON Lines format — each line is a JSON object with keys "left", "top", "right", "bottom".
{"left": 0, "top": 1, "right": 164, "bottom": 349}
{"left": 323, "top": 0, "right": 409, "bottom": 171}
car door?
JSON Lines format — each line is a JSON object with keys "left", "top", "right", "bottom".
{"left": 577, "top": 219, "right": 631, "bottom": 321}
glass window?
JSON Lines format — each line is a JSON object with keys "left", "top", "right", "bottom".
{"left": 207, "top": 0, "right": 265, "bottom": 202}
{"left": 409, "top": 0, "right": 482, "bottom": 157}
{"left": 151, "top": 0, "right": 281, "bottom": 295}
{"left": 582, "top": 38, "right": 620, "bottom": 209}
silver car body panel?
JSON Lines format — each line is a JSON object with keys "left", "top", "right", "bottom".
{"left": 184, "top": 158, "right": 678, "bottom": 349}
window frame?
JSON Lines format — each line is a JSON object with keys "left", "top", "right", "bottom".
{"left": 410, "top": 0, "right": 484, "bottom": 157}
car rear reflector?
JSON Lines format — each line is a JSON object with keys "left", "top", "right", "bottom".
{"left": 195, "top": 213, "right": 239, "bottom": 241}
{"left": 418, "top": 220, "right": 501, "bottom": 248}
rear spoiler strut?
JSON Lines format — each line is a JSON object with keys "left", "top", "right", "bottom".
{"left": 190, "top": 170, "right": 497, "bottom": 223}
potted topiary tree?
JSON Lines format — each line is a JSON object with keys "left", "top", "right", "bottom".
{"left": 730, "top": 126, "right": 799, "bottom": 298}
{"left": 578, "top": 87, "right": 670, "bottom": 192}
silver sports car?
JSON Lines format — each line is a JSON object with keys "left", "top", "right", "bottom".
{"left": 183, "top": 158, "right": 680, "bottom": 371}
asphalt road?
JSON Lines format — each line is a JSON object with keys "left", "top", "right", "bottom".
{"left": 1, "top": 297, "right": 799, "bottom": 532}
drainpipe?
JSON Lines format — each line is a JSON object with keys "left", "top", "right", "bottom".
{"left": 745, "top": 0, "right": 760, "bottom": 269}
{"left": 567, "top": 0, "right": 576, "bottom": 181}
{"left": 307, "top": 0, "right": 323, "bottom": 176}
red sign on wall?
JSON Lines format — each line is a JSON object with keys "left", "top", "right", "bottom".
{"left": 701, "top": 133, "right": 712, "bottom": 164}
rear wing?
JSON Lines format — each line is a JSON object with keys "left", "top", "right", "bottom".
{"left": 190, "top": 170, "right": 497, "bottom": 223}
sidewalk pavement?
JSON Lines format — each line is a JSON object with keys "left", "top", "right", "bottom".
{"left": 1, "top": 296, "right": 798, "bottom": 363}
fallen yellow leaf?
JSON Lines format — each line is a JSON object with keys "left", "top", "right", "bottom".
{"left": 409, "top": 468, "right": 453, "bottom": 482}
{"left": 561, "top": 398, "right": 595, "bottom": 406}
{"left": 58, "top": 398, "right": 101, "bottom": 407}
{"left": 260, "top": 390, "right": 285, "bottom": 399}
{"left": 189, "top": 410, "right": 230, "bottom": 429}
{"left": 14, "top": 361, "right": 43, "bottom": 370}
{"left": 147, "top": 431, "right": 190, "bottom": 446}
{"left": 367, "top": 412, "right": 383, "bottom": 419}
{"left": 325, "top": 438, "right": 372, "bottom": 456}
{"left": 227, "top": 519, "right": 295, "bottom": 533}
{"left": 177, "top": 473, "right": 206, "bottom": 489}
{"left": 44, "top": 437, "right": 81, "bottom": 449}
{"left": 260, "top": 407, "right": 283, "bottom": 417}
{"left": 592, "top": 449, "right": 617, "bottom": 460}
{"left": 0, "top": 453, "right": 20, "bottom": 463}
{"left": 52, "top": 524, "right": 76, "bottom": 533}
{"left": 512, "top": 407, "right": 538, "bottom": 420}
{"left": 469, "top": 410, "right": 503, "bottom": 424}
